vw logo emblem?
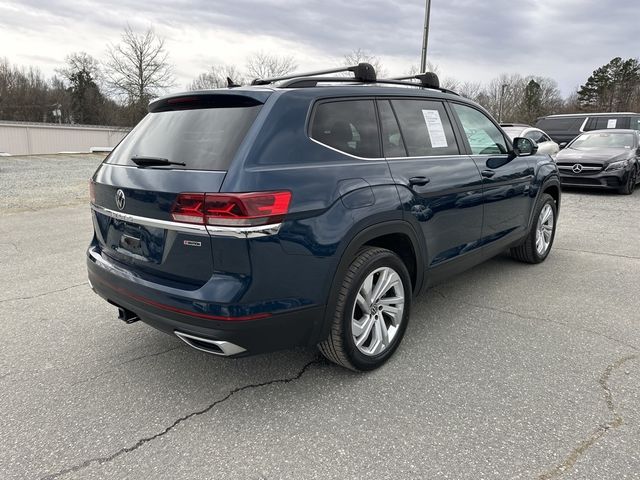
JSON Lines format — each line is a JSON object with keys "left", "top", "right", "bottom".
{"left": 572, "top": 164, "right": 583, "bottom": 174}
{"left": 115, "top": 189, "right": 126, "bottom": 210}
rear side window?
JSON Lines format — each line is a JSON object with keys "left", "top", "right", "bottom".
{"left": 452, "top": 104, "right": 508, "bottom": 155}
{"left": 378, "top": 100, "right": 407, "bottom": 157}
{"left": 106, "top": 102, "right": 262, "bottom": 171}
{"left": 310, "top": 100, "right": 380, "bottom": 158}
{"left": 585, "top": 117, "right": 629, "bottom": 130}
{"left": 536, "top": 117, "right": 583, "bottom": 131}
{"left": 390, "top": 99, "right": 459, "bottom": 156}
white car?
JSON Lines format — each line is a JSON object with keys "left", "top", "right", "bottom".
{"left": 501, "top": 124, "right": 560, "bottom": 158}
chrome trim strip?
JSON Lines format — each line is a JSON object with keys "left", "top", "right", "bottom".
{"left": 206, "top": 223, "right": 282, "bottom": 238}
{"left": 175, "top": 331, "right": 246, "bottom": 356}
{"left": 91, "top": 204, "right": 282, "bottom": 238}
{"left": 579, "top": 118, "right": 589, "bottom": 132}
{"left": 309, "top": 136, "right": 385, "bottom": 161}
{"left": 91, "top": 204, "right": 209, "bottom": 235}
{"left": 310, "top": 136, "right": 464, "bottom": 161}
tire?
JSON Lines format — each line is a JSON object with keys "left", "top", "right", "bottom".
{"left": 318, "top": 247, "right": 412, "bottom": 371}
{"left": 618, "top": 167, "right": 637, "bottom": 195}
{"left": 510, "top": 193, "right": 557, "bottom": 264}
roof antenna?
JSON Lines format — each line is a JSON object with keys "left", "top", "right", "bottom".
{"left": 227, "top": 77, "right": 240, "bottom": 88}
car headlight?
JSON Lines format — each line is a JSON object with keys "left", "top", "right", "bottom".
{"left": 605, "top": 160, "right": 630, "bottom": 171}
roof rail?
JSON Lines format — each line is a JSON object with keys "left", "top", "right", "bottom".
{"left": 251, "top": 64, "right": 458, "bottom": 95}
{"left": 252, "top": 63, "right": 376, "bottom": 86}
{"left": 392, "top": 72, "right": 439, "bottom": 89}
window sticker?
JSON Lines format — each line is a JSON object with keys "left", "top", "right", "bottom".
{"left": 421, "top": 109, "right": 449, "bottom": 148}
{"left": 607, "top": 119, "right": 617, "bottom": 128}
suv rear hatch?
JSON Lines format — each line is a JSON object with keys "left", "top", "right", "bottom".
{"left": 90, "top": 92, "right": 268, "bottom": 287}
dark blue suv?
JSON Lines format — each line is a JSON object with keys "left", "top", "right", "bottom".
{"left": 87, "top": 64, "right": 560, "bottom": 371}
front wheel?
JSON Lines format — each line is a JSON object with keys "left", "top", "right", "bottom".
{"left": 318, "top": 247, "right": 412, "bottom": 371}
{"left": 618, "top": 167, "right": 637, "bottom": 195}
{"left": 511, "top": 193, "right": 557, "bottom": 264}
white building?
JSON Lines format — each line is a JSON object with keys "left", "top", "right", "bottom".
{"left": 0, "top": 121, "right": 130, "bottom": 156}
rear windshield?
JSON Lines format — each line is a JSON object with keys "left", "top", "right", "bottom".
{"left": 570, "top": 132, "right": 635, "bottom": 150}
{"left": 106, "top": 104, "right": 262, "bottom": 171}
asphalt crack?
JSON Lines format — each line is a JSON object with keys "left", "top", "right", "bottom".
{"left": 431, "top": 289, "right": 639, "bottom": 353}
{"left": 555, "top": 247, "right": 640, "bottom": 261}
{"left": 0, "top": 282, "right": 88, "bottom": 304}
{"left": 40, "top": 357, "right": 324, "bottom": 480}
{"left": 0, "top": 241, "right": 19, "bottom": 252}
{"left": 538, "top": 354, "right": 638, "bottom": 479}
{"left": 69, "top": 346, "right": 185, "bottom": 387}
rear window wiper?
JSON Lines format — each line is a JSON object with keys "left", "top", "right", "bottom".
{"left": 131, "top": 156, "right": 186, "bottom": 167}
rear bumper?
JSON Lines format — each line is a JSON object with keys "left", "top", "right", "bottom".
{"left": 559, "top": 169, "right": 627, "bottom": 189}
{"left": 87, "top": 246, "right": 323, "bottom": 356}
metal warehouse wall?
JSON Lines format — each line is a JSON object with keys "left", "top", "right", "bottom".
{"left": 0, "top": 121, "right": 129, "bottom": 155}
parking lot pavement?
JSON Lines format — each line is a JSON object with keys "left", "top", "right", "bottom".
{"left": 0, "top": 157, "right": 638, "bottom": 480}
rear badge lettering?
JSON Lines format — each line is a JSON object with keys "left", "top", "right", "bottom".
{"left": 183, "top": 240, "right": 202, "bottom": 247}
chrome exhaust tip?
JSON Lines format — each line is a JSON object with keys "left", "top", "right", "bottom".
{"left": 174, "top": 331, "right": 246, "bottom": 356}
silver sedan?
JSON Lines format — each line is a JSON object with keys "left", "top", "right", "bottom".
{"left": 501, "top": 124, "right": 560, "bottom": 158}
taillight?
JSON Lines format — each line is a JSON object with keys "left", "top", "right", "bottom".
{"left": 171, "top": 193, "right": 206, "bottom": 224}
{"left": 170, "top": 191, "right": 291, "bottom": 227}
{"left": 89, "top": 180, "right": 96, "bottom": 204}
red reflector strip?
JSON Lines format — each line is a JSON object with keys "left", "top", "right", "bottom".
{"left": 96, "top": 278, "right": 271, "bottom": 322}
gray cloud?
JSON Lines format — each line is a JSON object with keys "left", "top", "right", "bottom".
{"left": 3, "top": 0, "right": 638, "bottom": 94}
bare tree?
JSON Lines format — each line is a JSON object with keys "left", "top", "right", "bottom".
{"left": 343, "top": 49, "right": 387, "bottom": 77}
{"left": 189, "top": 65, "right": 245, "bottom": 90}
{"left": 245, "top": 52, "right": 297, "bottom": 81}
{"left": 105, "top": 25, "right": 175, "bottom": 106}
{"left": 56, "top": 52, "right": 102, "bottom": 87}
{"left": 457, "top": 81, "right": 483, "bottom": 102}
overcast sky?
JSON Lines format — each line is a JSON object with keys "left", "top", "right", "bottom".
{"left": 0, "top": 0, "right": 636, "bottom": 96}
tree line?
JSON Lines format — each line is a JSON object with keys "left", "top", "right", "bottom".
{"left": 1, "top": 24, "right": 639, "bottom": 128}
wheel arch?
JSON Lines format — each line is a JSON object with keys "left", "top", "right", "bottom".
{"left": 311, "top": 220, "right": 426, "bottom": 344}
{"left": 527, "top": 175, "right": 561, "bottom": 231}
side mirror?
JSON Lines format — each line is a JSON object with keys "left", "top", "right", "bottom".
{"left": 559, "top": 142, "right": 568, "bottom": 149}
{"left": 513, "top": 137, "right": 538, "bottom": 157}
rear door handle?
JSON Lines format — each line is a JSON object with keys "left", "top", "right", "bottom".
{"left": 481, "top": 170, "right": 496, "bottom": 178}
{"left": 409, "top": 176, "right": 431, "bottom": 187}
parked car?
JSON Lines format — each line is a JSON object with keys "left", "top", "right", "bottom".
{"left": 555, "top": 129, "right": 639, "bottom": 194}
{"left": 87, "top": 64, "right": 561, "bottom": 371}
{"left": 501, "top": 124, "right": 560, "bottom": 158}
{"left": 535, "top": 112, "right": 640, "bottom": 145}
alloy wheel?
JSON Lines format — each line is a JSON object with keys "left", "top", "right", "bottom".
{"left": 351, "top": 267, "right": 405, "bottom": 356}
{"left": 535, "top": 203, "right": 554, "bottom": 256}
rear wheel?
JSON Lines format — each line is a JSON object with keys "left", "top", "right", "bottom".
{"left": 318, "top": 247, "right": 411, "bottom": 371}
{"left": 618, "top": 167, "right": 637, "bottom": 195}
{"left": 511, "top": 193, "right": 557, "bottom": 264}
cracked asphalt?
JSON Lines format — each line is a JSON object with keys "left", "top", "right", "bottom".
{"left": 1, "top": 155, "right": 639, "bottom": 479}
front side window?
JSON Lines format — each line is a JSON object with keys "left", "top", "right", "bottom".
{"left": 452, "top": 104, "right": 508, "bottom": 155}
{"left": 310, "top": 100, "right": 380, "bottom": 158}
{"left": 390, "top": 99, "right": 459, "bottom": 157}
{"left": 524, "top": 130, "right": 546, "bottom": 143}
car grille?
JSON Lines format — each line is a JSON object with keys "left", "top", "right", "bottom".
{"left": 560, "top": 177, "right": 602, "bottom": 186}
{"left": 556, "top": 162, "right": 603, "bottom": 174}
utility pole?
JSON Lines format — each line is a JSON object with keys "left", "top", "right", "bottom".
{"left": 498, "top": 83, "right": 508, "bottom": 122}
{"left": 420, "top": 0, "right": 432, "bottom": 72}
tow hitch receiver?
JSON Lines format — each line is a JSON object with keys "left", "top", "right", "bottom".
{"left": 117, "top": 307, "right": 140, "bottom": 324}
